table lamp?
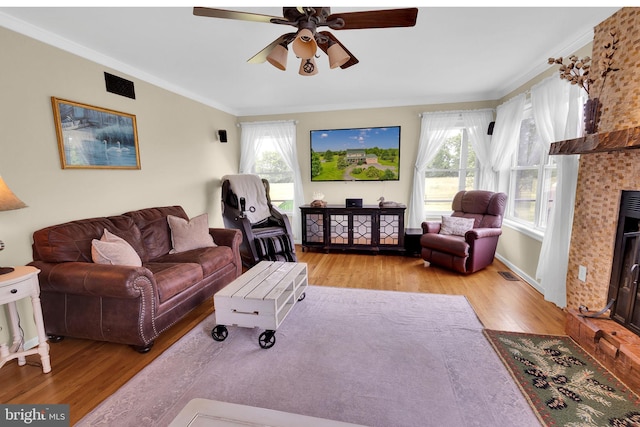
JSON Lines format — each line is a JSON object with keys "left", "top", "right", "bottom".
{"left": 0, "top": 176, "right": 27, "bottom": 275}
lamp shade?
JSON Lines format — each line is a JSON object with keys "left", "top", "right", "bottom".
{"left": 327, "top": 42, "right": 350, "bottom": 69}
{"left": 292, "top": 28, "right": 317, "bottom": 60}
{"left": 299, "top": 57, "right": 318, "bottom": 76}
{"left": 266, "top": 44, "right": 288, "bottom": 71}
{"left": 0, "top": 176, "right": 27, "bottom": 211}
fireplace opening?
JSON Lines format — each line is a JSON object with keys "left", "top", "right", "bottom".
{"left": 608, "top": 190, "right": 640, "bottom": 335}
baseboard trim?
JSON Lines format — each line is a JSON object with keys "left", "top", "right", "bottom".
{"left": 495, "top": 253, "right": 544, "bottom": 295}
{"left": 23, "top": 336, "right": 39, "bottom": 351}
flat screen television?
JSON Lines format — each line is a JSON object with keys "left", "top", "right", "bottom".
{"left": 310, "top": 126, "right": 401, "bottom": 181}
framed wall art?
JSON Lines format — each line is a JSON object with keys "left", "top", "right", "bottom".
{"left": 51, "top": 97, "right": 141, "bottom": 169}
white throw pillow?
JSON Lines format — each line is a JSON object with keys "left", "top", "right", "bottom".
{"left": 439, "top": 216, "right": 475, "bottom": 236}
{"left": 167, "top": 213, "right": 217, "bottom": 254}
{"left": 91, "top": 229, "right": 142, "bottom": 267}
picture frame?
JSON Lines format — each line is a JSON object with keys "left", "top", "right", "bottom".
{"left": 51, "top": 97, "right": 141, "bottom": 169}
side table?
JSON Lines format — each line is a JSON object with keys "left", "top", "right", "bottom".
{"left": 404, "top": 228, "right": 423, "bottom": 257}
{"left": 0, "top": 266, "right": 51, "bottom": 373}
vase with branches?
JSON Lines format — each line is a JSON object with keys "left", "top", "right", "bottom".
{"left": 548, "top": 30, "right": 619, "bottom": 134}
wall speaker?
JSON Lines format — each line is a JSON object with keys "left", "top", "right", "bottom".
{"left": 487, "top": 121, "right": 495, "bottom": 135}
{"left": 104, "top": 72, "right": 135, "bottom": 99}
{"left": 218, "top": 130, "right": 228, "bottom": 143}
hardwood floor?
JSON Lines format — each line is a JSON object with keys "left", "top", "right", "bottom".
{"left": 0, "top": 248, "right": 565, "bottom": 425}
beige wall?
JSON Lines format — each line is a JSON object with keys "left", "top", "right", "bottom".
{"left": 496, "top": 229, "right": 542, "bottom": 288}
{"left": 0, "top": 27, "right": 239, "bottom": 345}
{"left": 240, "top": 102, "right": 495, "bottom": 209}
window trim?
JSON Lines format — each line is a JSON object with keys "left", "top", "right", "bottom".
{"left": 253, "top": 139, "right": 295, "bottom": 216}
{"left": 505, "top": 103, "right": 556, "bottom": 232}
{"left": 423, "top": 127, "right": 478, "bottom": 216}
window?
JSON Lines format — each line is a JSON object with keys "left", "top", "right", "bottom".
{"left": 253, "top": 138, "right": 294, "bottom": 215}
{"left": 507, "top": 106, "right": 556, "bottom": 230}
{"left": 424, "top": 128, "right": 477, "bottom": 213}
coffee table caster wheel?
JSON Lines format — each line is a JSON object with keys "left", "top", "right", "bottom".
{"left": 211, "top": 325, "right": 228, "bottom": 342}
{"left": 259, "top": 330, "right": 276, "bottom": 349}
{"left": 298, "top": 292, "right": 306, "bottom": 302}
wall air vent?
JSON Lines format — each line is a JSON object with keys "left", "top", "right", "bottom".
{"left": 104, "top": 72, "right": 136, "bottom": 99}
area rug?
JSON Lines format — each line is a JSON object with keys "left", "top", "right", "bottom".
{"left": 484, "top": 329, "right": 640, "bottom": 426}
{"left": 77, "top": 286, "right": 539, "bottom": 426}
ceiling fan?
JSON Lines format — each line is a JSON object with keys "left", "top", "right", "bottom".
{"left": 193, "top": 7, "right": 419, "bottom": 76}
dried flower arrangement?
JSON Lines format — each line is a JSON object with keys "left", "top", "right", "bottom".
{"left": 547, "top": 30, "right": 619, "bottom": 96}
{"left": 547, "top": 30, "right": 620, "bottom": 134}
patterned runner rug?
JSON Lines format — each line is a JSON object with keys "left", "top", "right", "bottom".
{"left": 484, "top": 329, "right": 640, "bottom": 426}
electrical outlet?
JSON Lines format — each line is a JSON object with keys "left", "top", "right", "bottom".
{"left": 578, "top": 265, "right": 587, "bottom": 282}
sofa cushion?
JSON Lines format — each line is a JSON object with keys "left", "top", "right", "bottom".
{"left": 32, "top": 215, "right": 146, "bottom": 263}
{"left": 167, "top": 213, "right": 216, "bottom": 254}
{"left": 91, "top": 229, "right": 142, "bottom": 267}
{"left": 439, "top": 216, "right": 475, "bottom": 236}
{"left": 144, "top": 262, "right": 203, "bottom": 303}
{"left": 153, "top": 246, "right": 234, "bottom": 278}
{"left": 124, "top": 206, "right": 188, "bottom": 262}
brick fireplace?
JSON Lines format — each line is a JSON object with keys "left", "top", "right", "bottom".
{"left": 553, "top": 8, "right": 640, "bottom": 393}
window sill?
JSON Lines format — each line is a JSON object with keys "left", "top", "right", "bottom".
{"left": 502, "top": 219, "right": 544, "bottom": 242}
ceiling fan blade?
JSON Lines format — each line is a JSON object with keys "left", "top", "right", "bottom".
{"left": 193, "top": 7, "right": 281, "bottom": 24}
{"left": 247, "top": 33, "right": 295, "bottom": 64}
{"left": 327, "top": 8, "right": 418, "bottom": 30}
{"left": 317, "top": 31, "right": 359, "bottom": 69}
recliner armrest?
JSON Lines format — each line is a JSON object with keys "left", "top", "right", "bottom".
{"left": 465, "top": 227, "right": 502, "bottom": 241}
{"left": 421, "top": 221, "right": 441, "bottom": 234}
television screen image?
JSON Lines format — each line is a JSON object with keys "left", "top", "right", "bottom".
{"left": 310, "top": 126, "right": 401, "bottom": 182}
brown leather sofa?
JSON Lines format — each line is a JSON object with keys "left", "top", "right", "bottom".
{"left": 420, "top": 191, "right": 506, "bottom": 274}
{"left": 29, "top": 206, "right": 242, "bottom": 352}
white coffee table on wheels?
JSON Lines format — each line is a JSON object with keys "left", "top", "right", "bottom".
{"left": 211, "top": 261, "right": 307, "bottom": 349}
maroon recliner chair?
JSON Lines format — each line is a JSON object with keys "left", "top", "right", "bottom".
{"left": 420, "top": 190, "right": 507, "bottom": 274}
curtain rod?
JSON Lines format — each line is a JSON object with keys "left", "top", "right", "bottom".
{"left": 237, "top": 120, "right": 298, "bottom": 127}
{"left": 418, "top": 107, "right": 495, "bottom": 118}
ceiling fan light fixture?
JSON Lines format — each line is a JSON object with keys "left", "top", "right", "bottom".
{"left": 327, "top": 41, "right": 350, "bottom": 69}
{"left": 299, "top": 57, "right": 318, "bottom": 76}
{"left": 292, "top": 28, "right": 318, "bottom": 60}
{"left": 266, "top": 43, "right": 288, "bottom": 71}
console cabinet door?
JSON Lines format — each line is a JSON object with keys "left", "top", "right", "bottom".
{"left": 378, "top": 209, "right": 405, "bottom": 248}
{"left": 328, "top": 209, "right": 376, "bottom": 250}
{"left": 328, "top": 212, "right": 350, "bottom": 246}
{"left": 301, "top": 208, "right": 326, "bottom": 248}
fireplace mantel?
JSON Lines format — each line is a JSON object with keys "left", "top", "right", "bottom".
{"left": 549, "top": 125, "right": 640, "bottom": 155}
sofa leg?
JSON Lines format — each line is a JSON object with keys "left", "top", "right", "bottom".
{"left": 47, "top": 334, "right": 65, "bottom": 343}
{"left": 131, "top": 342, "right": 154, "bottom": 353}
{"left": 423, "top": 260, "right": 430, "bottom": 267}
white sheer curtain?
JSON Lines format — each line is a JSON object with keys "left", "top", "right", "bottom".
{"left": 239, "top": 120, "right": 303, "bottom": 241}
{"left": 532, "top": 76, "right": 585, "bottom": 307}
{"left": 461, "top": 109, "right": 495, "bottom": 190}
{"left": 408, "top": 111, "right": 462, "bottom": 228}
{"left": 488, "top": 93, "right": 526, "bottom": 192}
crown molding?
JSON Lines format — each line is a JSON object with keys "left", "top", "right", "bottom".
{"left": 0, "top": 11, "right": 239, "bottom": 116}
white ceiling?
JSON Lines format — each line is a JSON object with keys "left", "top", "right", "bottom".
{"left": 0, "top": 6, "right": 621, "bottom": 116}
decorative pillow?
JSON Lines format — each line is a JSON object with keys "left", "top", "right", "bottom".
{"left": 167, "top": 213, "right": 217, "bottom": 254}
{"left": 439, "top": 216, "right": 475, "bottom": 236}
{"left": 91, "top": 229, "right": 142, "bottom": 267}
